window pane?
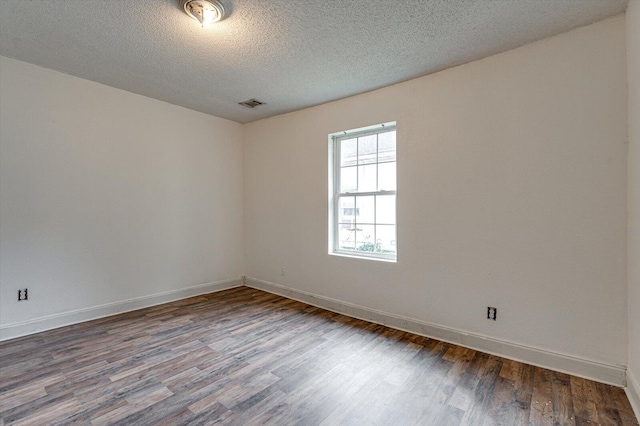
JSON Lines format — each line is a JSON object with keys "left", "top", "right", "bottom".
{"left": 356, "top": 196, "right": 375, "bottom": 224}
{"left": 340, "top": 138, "right": 357, "bottom": 167}
{"left": 332, "top": 123, "right": 396, "bottom": 260}
{"left": 378, "top": 162, "right": 396, "bottom": 191}
{"left": 338, "top": 196, "right": 355, "bottom": 223}
{"left": 375, "top": 225, "right": 396, "bottom": 253}
{"left": 358, "top": 135, "right": 377, "bottom": 164}
{"left": 358, "top": 164, "right": 377, "bottom": 192}
{"left": 338, "top": 227, "right": 356, "bottom": 250}
{"left": 355, "top": 224, "right": 375, "bottom": 252}
{"left": 376, "top": 195, "right": 396, "bottom": 225}
{"left": 340, "top": 166, "right": 357, "bottom": 193}
{"left": 378, "top": 131, "right": 396, "bottom": 162}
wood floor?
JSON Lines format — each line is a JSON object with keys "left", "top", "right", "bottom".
{"left": 0, "top": 287, "right": 637, "bottom": 426}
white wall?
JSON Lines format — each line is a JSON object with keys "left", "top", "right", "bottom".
{"left": 627, "top": 0, "right": 640, "bottom": 415}
{"left": 0, "top": 57, "right": 245, "bottom": 338}
{"left": 244, "top": 17, "right": 628, "bottom": 377}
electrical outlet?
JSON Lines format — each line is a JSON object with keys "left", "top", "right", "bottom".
{"left": 18, "top": 288, "right": 28, "bottom": 301}
{"left": 487, "top": 307, "right": 497, "bottom": 320}
{"left": 280, "top": 266, "right": 286, "bottom": 276}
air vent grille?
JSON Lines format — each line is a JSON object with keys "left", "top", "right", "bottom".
{"left": 239, "top": 99, "right": 265, "bottom": 108}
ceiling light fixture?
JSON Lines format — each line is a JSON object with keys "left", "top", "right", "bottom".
{"left": 181, "top": 0, "right": 225, "bottom": 27}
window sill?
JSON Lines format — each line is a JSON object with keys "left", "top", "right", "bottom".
{"left": 330, "top": 251, "right": 397, "bottom": 263}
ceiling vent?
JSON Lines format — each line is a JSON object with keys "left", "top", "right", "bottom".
{"left": 239, "top": 99, "right": 265, "bottom": 108}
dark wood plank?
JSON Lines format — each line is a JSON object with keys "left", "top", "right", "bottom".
{"left": 0, "top": 287, "right": 636, "bottom": 425}
{"left": 551, "top": 371, "right": 576, "bottom": 425}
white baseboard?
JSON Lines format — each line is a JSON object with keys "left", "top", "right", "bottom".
{"left": 0, "top": 278, "right": 243, "bottom": 342}
{"left": 627, "top": 369, "right": 640, "bottom": 420}
{"left": 246, "top": 277, "right": 627, "bottom": 386}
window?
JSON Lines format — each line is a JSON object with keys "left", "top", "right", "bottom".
{"left": 329, "top": 122, "right": 396, "bottom": 261}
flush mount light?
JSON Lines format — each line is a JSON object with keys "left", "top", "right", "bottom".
{"left": 181, "top": 0, "right": 225, "bottom": 27}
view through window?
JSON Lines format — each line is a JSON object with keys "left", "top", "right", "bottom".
{"left": 330, "top": 122, "right": 396, "bottom": 261}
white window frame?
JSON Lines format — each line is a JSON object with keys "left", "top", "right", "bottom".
{"left": 329, "top": 122, "right": 397, "bottom": 262}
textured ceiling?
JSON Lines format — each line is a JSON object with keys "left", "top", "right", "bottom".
{"left": 0, "top": 0, "right": 629, "bottom": 123}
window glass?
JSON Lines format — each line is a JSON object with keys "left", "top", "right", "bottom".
{"left": 330, "top": 123, "right": 397, "bottom": 261}
{"left": 340, "top": 138, "right": 358, "bottom": 167}
{"left": 358, "top": 164, "right": 377, "bottom": 193}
